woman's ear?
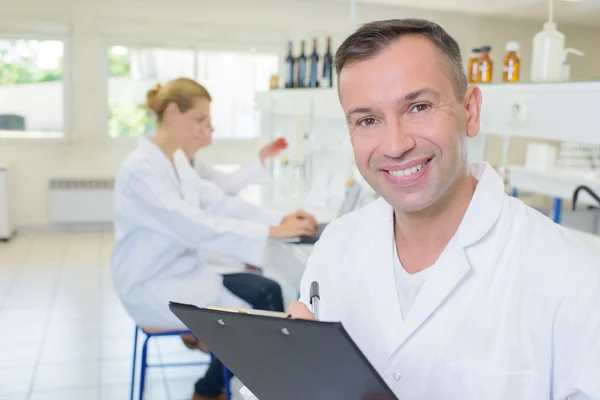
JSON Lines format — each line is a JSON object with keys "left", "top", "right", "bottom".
{"left": 464, "top": 85, "right": 482, "bottom": 139}
{"left": 163, "top": 102, "right": 180, "bottom": 119}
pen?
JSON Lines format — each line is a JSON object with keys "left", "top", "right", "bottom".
{"left": 310, "top": 281, "right": 320, "bottom": 321}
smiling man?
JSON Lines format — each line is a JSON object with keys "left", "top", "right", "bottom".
{"left": 288, "top": 19, "right": 600, "bottom": 399}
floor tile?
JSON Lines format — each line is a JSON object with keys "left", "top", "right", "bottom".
{"left": 167, "top": 378, "right": 196, "bottom": 400}
{"left": 0, "top": 322, "right": 45, "bottom": 344}
{"left": 0, "top": 342, "right": 41, "bottom": 367}
{"left": 0, "top": 307, "right": 49, "bottom": 327}
{"left": 101, "top": 359, "right": 164, "bottom": 386}
{"left": 101, "top": 337, "right": 159, "bottom": 361}
{"left": 38, "top": 339, "right": 100, "bottom": 363}
{"left": 30, "top": 388, "right": 100, "bottom": 400}
{"left": 162, "top": 364, "right": 208, "bottom": 381}
{"left": 101, "top": 317, "right": 135, "bottom": 340}
{"left": 100, "top": 381, "right": 168, "bottom": 400}
{"left": 44, "top": 320, "right": 101, "bottom": 342}
{"left": 32, "top": 360, "right": 100, "bottom": 391}
{"left": 0, "top": 366, "right": 35, "bottom": 397}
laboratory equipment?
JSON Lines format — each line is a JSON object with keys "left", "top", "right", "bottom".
{"left": 478, "top": 46, "right": 493, "bottom": 83}
{"left": 503, "top": 42, "right": 520, "bottom": 82}
{"left": 562, "top": 48, "right": 584, "bottom": 81}
{"left": 467, "top": 47, "right": 481, "bottom": 83}
{"left": 529, "top": 0, "right": 582, "bottom": 82}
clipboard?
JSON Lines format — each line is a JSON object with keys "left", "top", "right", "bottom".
{"left": 169, "top": 302, "right": 398, "bottom": 400}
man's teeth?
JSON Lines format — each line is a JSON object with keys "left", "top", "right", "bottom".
{"left": 388, "top": 162, "right": 426, "bottom": 177}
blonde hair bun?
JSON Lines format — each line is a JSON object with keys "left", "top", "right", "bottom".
{"left": 145, "top": 83, "right": 162, "bottom": 111}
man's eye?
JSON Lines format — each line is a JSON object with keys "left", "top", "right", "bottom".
{"left": 358, "top": 117, "right": 377, "bottom": 127}
{"left": 409, "top": 104, "right": 430, "bottom": 113}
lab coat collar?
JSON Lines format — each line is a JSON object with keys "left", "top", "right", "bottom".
{"left": 456, "top": 162, "right": 505, "bottom": 247}
{"left": 137, "top": 135, "right": 185, "bottom": 197}
{"left": 137, "top": 135, "right": 176, "bottom": 175}
{"left": 364, "top": 162, "right": 504, "bottom": 352}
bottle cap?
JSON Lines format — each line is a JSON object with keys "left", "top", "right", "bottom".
{"left": 481, "top": 45, "right": 492, "bottom": 52}
{"left": 506, "top": 41, "right": 520, "bottom": 52}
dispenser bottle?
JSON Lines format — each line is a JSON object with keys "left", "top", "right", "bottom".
{"left": 531, "top": 22, "right": 564, "bottom": 82}
{"left": 562, "top": 48, "right": 584, "bottom": 81}
{"left": 530, "top": 0, "right": 565, "bottom": 82}
{"left": 478, "top": 46, "right": 493, "bottom": 84}
{"left": 467, "top": 48, "right": 481, "bottom": 83}
{"left": 503, "top": 42, "right": 520, "bottom": 83}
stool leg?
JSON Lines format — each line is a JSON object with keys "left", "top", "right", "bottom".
{"left": 139, "top": 334, "right": 150, "bottom": 400}
{"left": 552, "top": 197, "right": 563, "bottom": 224}
{"left": 223, "top": 366, "right": 231, "bottom": 400}
{"left": 130, "top": 326, "right": 139, "bottom": 400}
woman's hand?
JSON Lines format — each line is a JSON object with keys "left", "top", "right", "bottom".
{"left": 259, "top": 138, "right": 288, "bottom": 162}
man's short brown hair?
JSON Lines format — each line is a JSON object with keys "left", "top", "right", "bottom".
{"left": 334, "top": 19, "right": 468, "bottom": 101}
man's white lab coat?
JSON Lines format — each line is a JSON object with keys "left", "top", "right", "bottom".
{"left": 300, "top": 162, "right": 600, "bottom": 400}
{"left": 111, "top": 137, "right": 283, "bottom": 329}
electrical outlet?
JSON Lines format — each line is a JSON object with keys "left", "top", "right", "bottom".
{"left": 510, "top": 100, "right": 528, "bottom": 126}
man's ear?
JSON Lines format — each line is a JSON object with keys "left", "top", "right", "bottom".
{"left": 464, "top": 85, "right": 482, "bottom": 139}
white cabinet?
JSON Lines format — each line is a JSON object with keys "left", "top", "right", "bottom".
{"left": 479, "top": 81, "right": 600, "bottom": 145}
{"left": 0, "top": 164, "right": 16, "bottom": 240}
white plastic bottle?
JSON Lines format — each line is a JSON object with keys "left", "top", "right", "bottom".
{"left": 530, "top": 21, "right": 565, "bottom": 82}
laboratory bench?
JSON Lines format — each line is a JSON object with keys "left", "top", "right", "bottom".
{"left": 256, "top": 175, "right": 600, "bottom": 303}
{"left": 507, "top": 165, "right": 600, "bottom": 223}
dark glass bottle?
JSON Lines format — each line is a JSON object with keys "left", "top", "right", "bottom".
{"left": 285, "top": 41, "right": 295, "bottom": 88}
{"left": 309, "top": 38, "right": 319, "bottom": 88}
{"left": 297, "top": 40, "right": 307, "bottom": 88}
{"left": 322, "top": 36, "right": 333, "bottom": 88}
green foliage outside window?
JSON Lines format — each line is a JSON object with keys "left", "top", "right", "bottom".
{"left": 108, "top": 101, "right": 155, "bottom": 138}
{"left": 0, "top": 39, "right": 63, "bottom": 86}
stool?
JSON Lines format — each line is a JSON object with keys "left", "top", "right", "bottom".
{"left": 130, "top": 326, "right": 232, "bottom": 400}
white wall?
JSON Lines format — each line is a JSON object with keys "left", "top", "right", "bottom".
{"left": 1, "top": 0, "right": 600, "bottom": 228}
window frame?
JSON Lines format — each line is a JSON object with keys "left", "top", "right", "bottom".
{"left": 104, "top": 35, "right": 281, "bottom": 145}
{"left": 0, "top": 30, "right": 71, "bottom": 143}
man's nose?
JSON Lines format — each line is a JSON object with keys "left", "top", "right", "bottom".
{"left": 380, "top": 119, "right": 416, "bottom": 158}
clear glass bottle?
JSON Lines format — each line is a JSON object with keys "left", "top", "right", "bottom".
{"left": 503, "top": 42, "right": 520, "bottom": 83}
{"left": 478, "top": 45, "right": 493, "bottom": 84}
{"left": 467, "top": 48, "right": 481, "bottom": 83}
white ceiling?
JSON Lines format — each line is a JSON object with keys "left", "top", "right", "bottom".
{"left": 323, "top": 0, "right": 600, "bottom": 26}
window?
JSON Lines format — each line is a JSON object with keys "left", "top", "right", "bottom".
{"left": 107, "top": 45, "right": 278, "bottom": 139}
{"left": 0, "top": 39, "right": 65, "bottom": 138}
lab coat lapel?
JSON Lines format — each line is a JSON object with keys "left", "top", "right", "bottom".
{"left": 396, "top": 238, "right": 471, "bottom": 346}
{"left": 173, "top": 150, "right": 200, "bottom": 207}
{"left": 362, "top": 200, "right": 405, "bottom": 347}
{"left": 137, "top": 136, "right": 184, "bottom": 198}
{"left": 392, "top": 163, "right": 505, "bottom": 348}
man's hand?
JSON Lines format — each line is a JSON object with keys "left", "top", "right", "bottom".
{"left": 287, "top": 301, "right": 315, "bottom": 320}
{"left": 269, "top": 211, "right": 317, "bottom": 239}
{"left": 259, "top": 138, "right": 288, "bottom": 162}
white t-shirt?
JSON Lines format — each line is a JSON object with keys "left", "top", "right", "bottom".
{"left": 392, "top": 240, "right": 438, "bottom": 321}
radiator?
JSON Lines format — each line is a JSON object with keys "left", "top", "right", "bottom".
{"left": 48, "top": 178, "right": 115, "bottom": 224}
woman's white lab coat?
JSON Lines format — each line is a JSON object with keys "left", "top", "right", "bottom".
{"left": 194, "top": 157, "right": 266, "bottom": 195}
{"left": 111, "top": 137, "right": 283, "bottom": 329}
{"left": 300, "top": 162, "right": 600, "bottom": 400}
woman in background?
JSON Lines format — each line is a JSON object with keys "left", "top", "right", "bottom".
{"left": 111, "top": 77, "right": 317, "bottom": 400}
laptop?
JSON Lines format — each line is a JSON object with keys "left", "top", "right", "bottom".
{"left": 297, "top": 181, "right": 362, "bottom": 244}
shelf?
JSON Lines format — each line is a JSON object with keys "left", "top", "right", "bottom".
{"left": 257, "top": 81, "right": 600, "bottom": 145}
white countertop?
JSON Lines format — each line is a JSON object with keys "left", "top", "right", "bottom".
{"left": 508, "top": 165, "right": 600, "bottom": 206}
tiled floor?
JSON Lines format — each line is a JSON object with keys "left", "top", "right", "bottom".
{"left": 0, "top": 230, "right": 211, "bottom": 400}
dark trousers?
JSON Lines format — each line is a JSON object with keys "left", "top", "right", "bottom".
{"left": 194, "top": 273, "right": 284, "bottom": 397}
